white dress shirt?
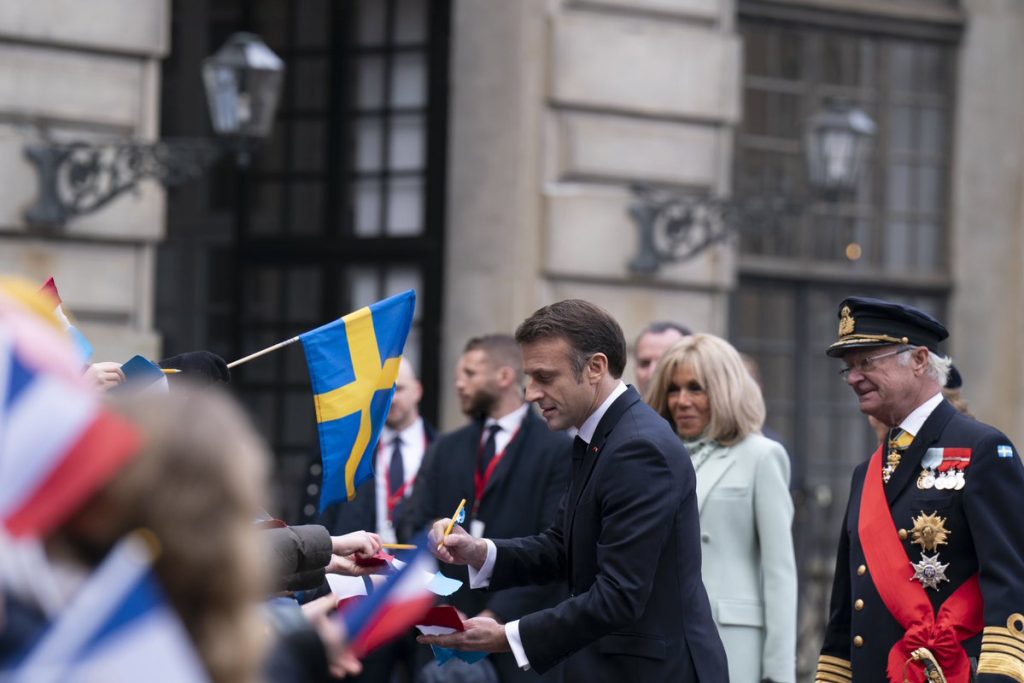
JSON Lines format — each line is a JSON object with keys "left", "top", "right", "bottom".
{"left": 374, "top": 417, "right": 427, "bottom": 543}
{"left": 899, "top": 392, "right": 944, "bottom": 437}
{"left": 469, "top": 381, "right": 628, "bottom": 669}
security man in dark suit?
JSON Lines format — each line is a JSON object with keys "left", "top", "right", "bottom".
{"left": 417, "top": 300, "right": 728, "bottom": 683}
{"left": 400, "top": 334, "right": 570, "bottom": 683}
{"left": 816, "top": 297, "right": 1024, "bottom": 683}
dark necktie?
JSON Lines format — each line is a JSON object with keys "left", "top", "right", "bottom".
{"left": 480, "top": 424, "right": 502, "bottom": 473}
{"left": 388, "top": 435, "right": 404, "bottom": 496}
{"left": 572, "top": 436, "right": 588, "bottom": 475}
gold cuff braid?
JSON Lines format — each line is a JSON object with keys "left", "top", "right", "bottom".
{"left": 979, "top": 628, "right": 1024, "bottom": 683}
{"left": 977, "top": 652, "right": 1024, "bottom": 682}
{"left": 815, "top": 655, "right": 852, "bottom": 683}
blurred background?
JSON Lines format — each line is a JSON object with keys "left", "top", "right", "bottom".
{"left": 0, "top": 0, "right": 1021, "bottom": 677}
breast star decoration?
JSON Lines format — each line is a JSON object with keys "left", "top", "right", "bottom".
{"left": 910, "top": 553, "right": 950, "bottom": 591}
{"left": 910, "top": 512, "right": 950, "bottom": 553}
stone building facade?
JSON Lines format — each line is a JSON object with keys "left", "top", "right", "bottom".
{"left": 2, "top": 1, "right": 1024, "bottom": 673}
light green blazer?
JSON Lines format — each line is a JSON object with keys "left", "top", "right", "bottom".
{"left": 692, "top": 433, "right": 797, "bottom": 683}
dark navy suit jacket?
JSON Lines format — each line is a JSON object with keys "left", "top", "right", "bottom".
{"left": 488, "top": 386, "right": 728, "bottom": 682}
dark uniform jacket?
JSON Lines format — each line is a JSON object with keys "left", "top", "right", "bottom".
{"left": 399, "top": 407, "right": 570, "bottom": 683}
{"left": 817, "top": 399, "right": 1024, "bottom": 682}
{"left": 488, "top": 387, "right": 728, "bottom": 683}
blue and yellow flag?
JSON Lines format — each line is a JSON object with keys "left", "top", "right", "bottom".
{"left": 300, "top": 290, "right": 415, "bottom": 511}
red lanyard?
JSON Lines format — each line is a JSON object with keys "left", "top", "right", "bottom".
{"left": 472, "top": 425, "right": 521, "bottom": 517}
{"left": 381, "top": 431, "right": 429, "bottom": 520}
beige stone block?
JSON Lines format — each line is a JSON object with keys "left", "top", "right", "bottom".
{"left": 554, "top": 110, "right": 722, "bottom": 185}
{"left": 0, "top": 0, "right": 169, "bottom": 57}
{"left": 543, "top": 184, "right": 735, "bottom": 288}
{"left": 0, "top": 238, "right": 146, "bottom": 317}
{"left": 82, "top": 323, "right": 162, "bottom": 364}
{"left": 550, "top": 11, "right": 741, "bottom": 121}
{"left": 572, "top": 0, "right": 721, "bottom": 22}
{"left": 0, "top": 43, "right": 147, "bottom": 130}
{"left": 0, "top": 127, "right": 165, "bottom": 240}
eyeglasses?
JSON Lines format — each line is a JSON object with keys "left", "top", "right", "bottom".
{"left": 838, "top": 347, "right": 912, "bottom": 379}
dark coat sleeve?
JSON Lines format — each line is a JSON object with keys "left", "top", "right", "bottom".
{"left": 481, "top": 439, "right": 570, "bottom": 621}
{"left": 818, "top": 481, "right": 854, "bottom": 669}
{"left": 265, "top": 525, "right": 333, "bottom": 591}
{"left": 964, "top": 432, "right": 1024, "bottom": 681}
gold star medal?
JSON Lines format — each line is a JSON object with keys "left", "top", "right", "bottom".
{"left": 910, "top": 553, "right": 949, "bottom": 590}
{"left": 910, "top": 511, "right": 950, "bottom": 552}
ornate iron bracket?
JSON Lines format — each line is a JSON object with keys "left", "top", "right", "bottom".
{"left": 23, "top": 138, "right": 225, "bottom": 231}
{"left": 627, "top": 183, "right": 804, "bottom": 274}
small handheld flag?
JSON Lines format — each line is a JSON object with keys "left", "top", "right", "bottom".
{"left": 8, "top": 532, "right": 209, "bottom": 682}
{"left": 38, "top": 277, "right": 93, "bottom": 364}
{"left": 300, "top": 290, "right": 415, "bottom": 511}
{"left": 338, "top": 535, "right": 437, "bottom": 658}
{"left": 437, "top": 499, "right": 467, "bottom": 551}
{"left": 0, "top": 326, "right": 140, "bottom": 539}
{"left": 113, "top": 355, "right": 169, "bottom": 395}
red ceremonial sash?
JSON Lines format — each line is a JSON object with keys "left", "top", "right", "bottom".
{"left": 858, "top": 445, "right": 984, "bottom": 683}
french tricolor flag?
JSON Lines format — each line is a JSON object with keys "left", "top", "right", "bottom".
{"left": 0, "top": 330, "right": 140, "bottom": 539}
{"left": 7, "top": 533, "right": 209, "bottom": 682}
{"left": 38, "top": 277, "right": 93, "bottom": 364}
{"left": 339, "top": 537, "right": 437, "bottom": 657}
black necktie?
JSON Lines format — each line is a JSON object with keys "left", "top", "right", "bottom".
{"left": 572, "top": 436, "right": 588, "bottom": 477}
{"left": 480, "top": 424, "right": 502, "bottom": 473}
{"left": 572, "top": 435, "right": 588, "bottom": 461}
{"left": 388, "top": 436, "right": 404, "bottom": 496}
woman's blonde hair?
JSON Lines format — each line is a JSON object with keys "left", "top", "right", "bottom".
{"left": 74, "top": 388, "right": 271, "bottom": 683}
{"left": 645, "top": 333, "right": 766, "bottom": 445}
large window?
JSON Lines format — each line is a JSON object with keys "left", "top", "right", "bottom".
{"left": 736, "top": 18, "right": 955, "bottom": 272}
{"left": 157, "top": 0, "right": 450, "bottom": 521}
{"left": 731, "top": 6, "right": 958, "bottom": 675}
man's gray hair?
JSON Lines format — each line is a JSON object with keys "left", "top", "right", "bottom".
{"left": 897, "top": 345, "right": 951, "bottom": 385}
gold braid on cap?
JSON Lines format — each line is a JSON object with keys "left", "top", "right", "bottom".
{"left": 830, "top": 333, "right": 911, "bottom": 347}
{"left": 814, "top": 655, "right": 852, "bottom": 683}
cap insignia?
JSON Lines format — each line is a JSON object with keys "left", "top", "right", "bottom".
{"left": 839, "top": 306, "right": 855, "bottom": 336}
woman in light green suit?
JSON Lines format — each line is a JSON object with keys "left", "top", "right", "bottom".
{"left": 647, "top": 333, "right": 797, "bottom": 683}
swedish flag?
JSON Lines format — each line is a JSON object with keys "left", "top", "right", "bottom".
{"left": 300, "top": 290, "right": 415, "bottom": 511}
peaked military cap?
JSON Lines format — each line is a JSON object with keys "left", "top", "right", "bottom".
{"left": 826, "top": 296, "right": 948, "bottom": 357}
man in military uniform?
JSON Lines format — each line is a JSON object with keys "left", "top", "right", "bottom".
{"left": 816, "top": 296, "right": 1024, "bottom": 683}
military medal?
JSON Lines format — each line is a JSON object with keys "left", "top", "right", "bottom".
{"left": 954, "top": 470, "right": 966, "bottom": 490}
{"left": 918, "top": 449, "right": 942, "bottom": 490}
{"left": 910, "top": 512, "right": 950, "bottom": 552}
{"left": 910, "top": 553, "right": 950, "bottom": 590}
{"left": 883, "top": 429, "right": 914, "bottom": 484}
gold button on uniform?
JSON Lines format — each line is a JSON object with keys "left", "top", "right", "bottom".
{"left": 857, "top": 564, "right": 867, "bottom": 576}
{"left": 854, "top": 599, "right": 864, "bottom": 611}
{"left": 898, "top": 528, "right": 908, "bottom": 540}
{"left": 854, "top": 635, "right": 864, "bottom": 647}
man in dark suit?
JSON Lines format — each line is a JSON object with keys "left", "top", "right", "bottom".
{"left": 815, "top": 297, "right": 1024, "bottom": 682}
{"left": 400, "top": 334, "right": 570, "bottom": 683}
{"left": 417, "top": 300, "right": 728, "bottom": 683}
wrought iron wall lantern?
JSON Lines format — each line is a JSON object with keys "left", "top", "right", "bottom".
{"left": 627, "top": 103, "right": 877, "bottom": 274}
{"left": 23, "top": 32, "right": 285, "bottom": 231}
